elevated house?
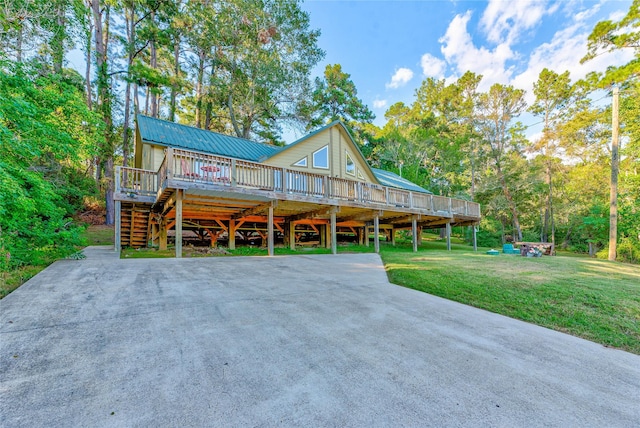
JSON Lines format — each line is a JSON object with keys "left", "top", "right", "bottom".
{"left": 114, "top": 115, "right": 481, "bottom": 256}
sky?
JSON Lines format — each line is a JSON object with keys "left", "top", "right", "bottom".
{"left": 300, "top": 0, "right": 634, "bottom": 136}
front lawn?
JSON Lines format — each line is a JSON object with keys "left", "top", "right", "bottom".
{"left": 380, "top": 243, "right": 640, "bottom": 354}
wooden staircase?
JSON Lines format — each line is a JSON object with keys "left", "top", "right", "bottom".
{"left": 120, "top": 202, "right": 152, "bottom": 248}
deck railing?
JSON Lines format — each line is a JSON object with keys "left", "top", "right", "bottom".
{"left": 116, "top": 166, "right": 158, "bottom": 197}
{"left": 116, "top": 148, "right": 480, "bottom": 218}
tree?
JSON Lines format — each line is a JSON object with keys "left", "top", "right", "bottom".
{"left": 477, "top": 84, "right": 527, "bottom": 241}
{"left": 0, "top": 63, "right": 102, "bottom": 269}
{"left": 305, "top": 64, "right": 374, "bottom": 129}
{"left": 528, "top": 69, "right": 574, "bottom": 245}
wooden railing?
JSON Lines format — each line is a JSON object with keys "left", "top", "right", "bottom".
{"left": 116, "top": 148, "right": 480, "bottom": 219}
{"left": 116, "top": 166, "right": 158, "bottom": 197}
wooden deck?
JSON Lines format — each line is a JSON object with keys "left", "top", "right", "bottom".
{"left": 114, "top": 148, "right": 481, "bottom": 255}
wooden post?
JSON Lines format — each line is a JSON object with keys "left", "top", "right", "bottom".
{"left": 231, "top": 159, "right": 237, "bottom": 187}
{"left": 115, "top": 201, "right": 121, "bottom": 254}
{"left": 358, "top": 227, "right": 364, "bottom": 245}
{"left": 364, "top": 226, "right": 370, "bottom": 247}
{"left": 330, "top": 211, "right": 337, "bottom": 254}
{"left": 159, "top": 218, "right": 167, "bottom": 250}
{"left": 268, "top": 203, "right": 274, "bottom": 256}
{"left": 175, "top": 189, "right": 183, "bottom": 258}
{"left": 319, "top": 224, "right": 327, "bottom": 248}
{"left": 374, "top": 214, "right": 380, "bottom": 254}
{"left": 228, "top": 219, "right": 236, "bottom": 250}
{"left": 412, "top": 216, "right": 418, "bottom": 253}
{"left": 446, "top": 221, "right": 451, "bottom": 251}
{"left": 473, "top": 224, "right": 477, "bottom": 252}
{"left": 166, "top": 148, "right": 174, "bottom": 180}
{"left": 391, "top": 226, "right": 396, "bottom": 246}
{"left": 289, "top": 221, "right": 296, "bottom": 251}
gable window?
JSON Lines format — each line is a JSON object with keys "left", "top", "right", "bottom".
{"left": 345, "top": 152, "right": 355, "bottom": 176}
{"left": 357, "top": 169, "right": 365, "bottom": 180}
{"left": 313, "top": 145, "right": 329, "bottom": 169}
{"left": 293, "top": 156, "right": 308, "bottom": 167}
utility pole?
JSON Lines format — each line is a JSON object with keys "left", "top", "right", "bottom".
{"left": 609, "top": 85, "right": 619, "bottom": 261}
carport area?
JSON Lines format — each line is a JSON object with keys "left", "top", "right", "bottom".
{"left": 1, "top": 247, "right": 639, "bottom": 427}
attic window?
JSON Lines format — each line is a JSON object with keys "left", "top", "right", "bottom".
{"left": 345, "top": 152, "right": 355, "bottom": 175}
{"left": 357, "top": 169, "right": 365, "bottom": 180}
{"left": 313, "top": 145, "right": 329, "bottom": 169}
{"left": 293, "top": 156, "right": 308, "bottom": 167}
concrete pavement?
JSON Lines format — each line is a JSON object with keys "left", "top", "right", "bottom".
{"left": 1, "top": 246, "right": 639, "bottom": 427}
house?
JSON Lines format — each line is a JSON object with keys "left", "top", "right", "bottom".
{"left": 114, "top": 115, "right": 481, "bottom": 256}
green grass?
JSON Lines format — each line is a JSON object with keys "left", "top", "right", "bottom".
{"left": 380, "top": 242, "right": 640, "bottom": 354}
{"left": 81, "top": 225, "right": 114, "bottom": 246}
{"left": 121, "top": 243, "right": 375, "bottom": 258}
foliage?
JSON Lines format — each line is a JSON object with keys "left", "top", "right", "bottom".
{"left": 0, "top": 61, "right": 101, "bottom": 270}
{"left": 304, "top": 64, "right": 375, "bottom": 131}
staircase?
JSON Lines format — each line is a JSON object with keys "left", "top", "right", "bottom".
{"left": 120, "top": 202, "right": 152, "bottom": 248}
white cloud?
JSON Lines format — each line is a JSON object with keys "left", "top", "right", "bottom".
{"left": 480, "top": 0, "right": 552, "bottom": 45}
{"left": 439, "top": 10, "right": 516, "bottom": 91}
{"left": 373, "top": 99, "right": 387, "bottom": 109}
{"left": 420, "top": 53, "right": 446, "bottom": 78}
{"left": 386, "top": 67, "right": 414, "bottom": 89}
{"left": 512, "top": 2, "right": 634, "bottom": 104}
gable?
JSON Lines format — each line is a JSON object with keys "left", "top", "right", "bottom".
{"left": 262, "top": 122, "right": 378, "bottom": 184}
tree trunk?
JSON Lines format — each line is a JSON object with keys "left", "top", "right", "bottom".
{"left": 228, "top": 92, "right": 242, "bottom": 137}
{"left": 122, "top": 3, "right": 135, "bottom": 167}
{"left": 92, "top": 0, "right": 115, "bottom": 225}
{"left": 169, "top": 35, "right": 180, "bottom": 122}
{"left": 16, "top": 20, "right": 23, "bottom": 62}
{"left": 497, "top": 163, "right": 523, "bottom": 241}
{"left": 52, "top": 1, "right": 66, "bottom": 74}
{"left": 149, "top": 10, "right": 158, "bottom": 118}
{"left": 195, "top": 50, "right": 205, "bottom": 128}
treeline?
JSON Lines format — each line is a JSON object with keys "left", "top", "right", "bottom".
{"left": 0, "top": 0, "right": 638, "bottom": 270}
{"left": 360, "top": 3, "right": 639, "bottom": 263}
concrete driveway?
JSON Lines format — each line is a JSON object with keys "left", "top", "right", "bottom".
{"left": 1, "top": 247, "right": 639, "bottom": 427}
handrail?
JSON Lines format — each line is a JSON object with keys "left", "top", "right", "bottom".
{"left": 117, "top": 166, "right": 158, "bottom": 196}
{"left": 116, "top": 149, "right": 480, "bottom": 218}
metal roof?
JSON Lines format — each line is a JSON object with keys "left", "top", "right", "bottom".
{"left": 137, "top": 115, "right": 282, "bottom": 162}
{"left": 371, "top": 168, "right": 432, "bottom": 194}
{"left": 137, "top": 115, "right": 432, "bottom": 194}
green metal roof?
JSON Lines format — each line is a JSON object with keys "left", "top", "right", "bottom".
{"left": 371, "top": 168, "right": 432, "bottom": 194}
{"left": 137, "top": 115, "right": 282, "bottom": 162}
{"left": 137, "top": 115, "right": 431, "bottom": 194}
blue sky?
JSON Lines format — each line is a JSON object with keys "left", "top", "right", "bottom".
{"left": 301, "top": 0, "right": 634, "bottom": 133}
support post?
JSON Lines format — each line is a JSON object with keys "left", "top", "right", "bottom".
{"left": 412, "top": 216, "right": 418, "bottom": 253}
{"left": 159, "top": 218, "right": 167, "bottom": 250}
{"left": 175, "top": 189, "right": 183, "bottom": 258}
{"left": 288, "top": 221, "right": 296, "bottom": 250}
{"left": 446, "top": 221, "right": 451, "bottom": 251}
{"left": 391, "top": 226, "right": 396, "bottom": 246}
{"left": 268, "top": 203, "right": 274, "bottom": 256}
{"left": 365, "top": 226, "right": 370, "bottom": 247}
{"left": 115, "top": 201, "right": 121, "bottom": 254}
{"left": 228, "top": 219, "right": 236, "bottom": 250}
{"left": 330, "top": 211, "right": 337, "bottom": 254}
{"left": 473, "top": 224, "right": 477, "bottom": 252}
{"left": 374, "top": 214, "right": 380, "bottom": 253}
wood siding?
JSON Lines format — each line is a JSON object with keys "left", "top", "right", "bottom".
{"left": 263, "top": 126, "right": 377, "bottom": 183}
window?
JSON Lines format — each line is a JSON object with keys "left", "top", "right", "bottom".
{"left": 345, "top": 152, "right": 355, "bottom": 175}
{"left": 313, "top": 145, "right": 329, "bottom": 169}
{"left": 357, "top": 169, "right": 365, "bottom": 180}
{"left": 292, "top": 156, "right": 307, "bottom": 167}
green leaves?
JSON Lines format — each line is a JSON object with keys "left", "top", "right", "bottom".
{"left": 0, "top": 63, "right": 99, "bottom": 270}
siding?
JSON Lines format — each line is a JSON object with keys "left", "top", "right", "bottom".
{"left": 264, "top": 126, "right": 377, "bottom": 183}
